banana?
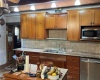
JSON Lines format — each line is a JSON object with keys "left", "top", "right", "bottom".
{"left": 47, "top": 67, "right": 56, "bottom": 75}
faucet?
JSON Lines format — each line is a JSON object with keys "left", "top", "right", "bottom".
{"left": 56, "top": 42, "right": 61, "bottom": 50}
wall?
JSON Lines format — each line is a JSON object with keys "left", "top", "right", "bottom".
{"left": 0, "top": 16, "right": 7, "bottom": 65}
{"left": 21, "top": 31, "right": 100, "bottom": 54}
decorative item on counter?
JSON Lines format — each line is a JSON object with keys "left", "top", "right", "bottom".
{"left": 47, "top": 66, "right": 62, "bottom": 80}
{"left": 41, "top": 66, "right": 48, "bottom": 79}
{"left": 24, "top": 55, "right": 30, "bottom": 73}
{"left": 36, "top": 62, "right": 41, "bottom": 78}
{"left": 36, "top": 61, "right": 62, "bottom": 80}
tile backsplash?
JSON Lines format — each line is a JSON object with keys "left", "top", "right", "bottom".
{"left": 21, "top": 39, "right": 100, "bottom": 54}
{"left": 21, "top": 29, "right": 100, "bottom": 54}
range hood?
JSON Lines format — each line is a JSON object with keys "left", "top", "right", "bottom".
{"left": 0, "top": 0, "right": 10, "bottom": 15}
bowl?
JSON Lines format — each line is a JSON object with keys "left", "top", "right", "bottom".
{"left": 48, "top": 75, "right": 59, "bottom": 80}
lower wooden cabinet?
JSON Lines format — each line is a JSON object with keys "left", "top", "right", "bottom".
{"left": 26, "top": 52, "right": 40, "bottom": 64}
{"left": 39, "top": 53, "right": 66, "bottom": 68}
{"left": 15, "top": 51, "right": 80, "bottom": 80}
{"left": 66, "top": 56, "right": 80, "bottom": 80}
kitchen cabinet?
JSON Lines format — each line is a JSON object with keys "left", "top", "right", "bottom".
{"left": 40, "top": 53, "right": 66, "bottom": 68}
{"left": 21, "top": 13, "right": 46, "bottom": 39}
{"left": 80, "top": 9, "right": 100, "bottom": 26}
{"left": 46, "top": 13, "right": 67, "bottom": 29}
{"left": 66, "top": 56, "right": 80, "bottom": 80}
{"left": 21, "top": 14, "right": 29, "bottom": 38}
{"left": 26, "top": 52, "right": 40, "bottom": 64}
{"left": 35, "top": 13, "right": 46, "bottom": 39}
{"left": 15, "top": 50, "right": 80, "bottom": 80}
{"left": 67, "top": 10, "right": 80, "bottom": 41}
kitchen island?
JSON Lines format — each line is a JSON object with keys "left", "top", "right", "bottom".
{"left": 3, "top": 64, "right": 68, "bottom": 80}
{"left": 14, "top": 48, "right": 80, "bottom": 80}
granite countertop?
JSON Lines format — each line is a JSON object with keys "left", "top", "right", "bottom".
{"left": 14, "top": 48, "right": 100, "bottom": 59}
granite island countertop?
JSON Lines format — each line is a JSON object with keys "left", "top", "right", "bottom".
{"left": 14, "top": 48, "right": 100, "bottom": 59}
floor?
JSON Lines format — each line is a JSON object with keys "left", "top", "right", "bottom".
{"left": 0, "top": 60, "right": 16, "bottom": 79}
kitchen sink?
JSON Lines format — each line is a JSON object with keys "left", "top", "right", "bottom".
{"left": 43, "top": 49, "right": 66, "bottom": 54}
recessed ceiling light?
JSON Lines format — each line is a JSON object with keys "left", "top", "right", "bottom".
{"left": 30, "top": 5, "right": 35, "bottom": 10}
{"left": 75, "top": 0, "right": 80, "bottom": 5}
{"left": 14, "top": 7, "right": 19, "bottom": 12}
{"left": 51, "top": 3, "right": 56, "bottom": 8}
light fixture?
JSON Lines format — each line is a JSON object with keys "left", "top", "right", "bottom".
{"left": 75, "top": 0, "right": 80, "bottom": 5}
{"left": 30, "top": 5, "right": 35, "bottom": 10}
{"left": 14, "top": 7, "right": 19, "bottom": 12}
{"left": 51, "top": 2, "right": 56, "bottom": 8}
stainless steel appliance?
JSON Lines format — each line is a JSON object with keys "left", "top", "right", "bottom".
{"left": 80, "top": 58, "right": 100, "bottom": 80}
{"left": 81, "top": 28, "right": 100, "bottom": 40}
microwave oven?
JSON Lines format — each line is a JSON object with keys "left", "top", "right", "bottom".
{"left": 81, "top": 29, "right": 100, "bottom": 40}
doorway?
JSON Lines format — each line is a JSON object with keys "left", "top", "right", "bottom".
{"left": 6, "top": 23, "right": 21, "bottom": 62}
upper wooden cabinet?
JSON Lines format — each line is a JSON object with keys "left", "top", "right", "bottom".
{"left": 21, "top": 14, "right": 29, "bottom": 38}
{"left": 21, "top": 13, "right": 46, "bottom": 39}
{"left": 46, "top": 13, "right": 67, "bottom": 29}
{"left": 35, "top": 13, "right": 46, "bottom": 39}
{"left": 67, "top": 10, "right": 80, "bottom": 41}
{"left": 80, "top": 9, "right": 100, "bottom": 26}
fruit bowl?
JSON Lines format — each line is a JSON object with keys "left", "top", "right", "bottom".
{"left": 48, "top": 75, "right": 59, "bottom": 80}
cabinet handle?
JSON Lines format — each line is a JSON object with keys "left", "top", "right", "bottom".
{"left": 90, "top": 22, "right": 92, "bottom": 25}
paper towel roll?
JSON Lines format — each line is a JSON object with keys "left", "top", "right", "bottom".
{"left": 24, "top": 55, "right": 29, "bottom": 72}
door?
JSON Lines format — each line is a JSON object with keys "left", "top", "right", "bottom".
{"left": 55, "top": 13, "right": 67, "bottom": 29}
{"left": 93, "top": 9, "right": 100, "bottom": 25}
{"left": 46, "top": 14, "right": 55, "bottom": 29}
{"left": 35, "top": 13, "right": 46, "bottom": 39}
{"left": 80, "top": 10, "right": 93, "bottom": 26}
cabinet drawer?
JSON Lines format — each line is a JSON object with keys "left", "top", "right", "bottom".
{"left": 67, "top": 56, "right": 80, "bottom": 62}
{"left": 68, "top": 73, "right": 80, "bottom": 80}
{"left": 67, "top": 66, "right": 79, "bottom": 72}
{"left": 26, "top": 52, "right": 39, "bottom": 56}
{"left": 67, "top": 61, "right": 80, "bottom": 66}
{"left": 29, "top": 57, "right": 39, "bottom": 64}
{"left": 40, "top": 58, "right": 66, "bottom": 68}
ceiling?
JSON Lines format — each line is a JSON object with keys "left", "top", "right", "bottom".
{"left": 8, "top": 0, "right": 60, "bottom": 6}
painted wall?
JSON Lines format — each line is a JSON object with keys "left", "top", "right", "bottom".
{"left": 0, "top": 16, "right": 7, "bottom": 65}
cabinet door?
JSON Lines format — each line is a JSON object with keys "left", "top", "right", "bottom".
{"left": 93, "top": 9, "right": 100, "bottom": 25}
{"left": 80, "top": 10, "right": 93, "bottom": 26}
{"left": 26, "top": 52, "right": 40, "bottom": 64}
{"left": 66, "top": 56, "right": 80, "bottom": 80}
{"left": 46, "top": 14, "right": 55, "bottom": 29}
{"left": 28, "top": 14, "right": 36, "bottom": 39}
{"left": 35, "top": 13, "right": 46, "bottom": 39}
{"left": 55, "top": 13, "right": 67, "bottom": 29}
{"left": 67, "top": 10, "right": 80, "bottom": 41}
{"left": 21, "top": 14, "right": 29, "bottom": 38}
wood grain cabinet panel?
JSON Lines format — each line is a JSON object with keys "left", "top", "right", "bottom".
{"left": 40, "top": 53, "right": 66, "bottom": 68}
{"left": 80, "top": 9, "right": 100, "bottom": 26}
{"left": 93, "top": 9, "right": 100, "bottom": 25}
{"left": 26, "top": 52, "right": 40, "bottom": 64}
{"left": 28, "top": 14, "right": 36, "bottom": 39}
{"left": 67, "top": 10, "right": 80, "bottom": 41}
{"left": 55, "top": 13, "right": 67, "bottom": 29}
{"left": 80, "top": 10, "right": 93, "bottom": 26}
{"left": 21, "top": 14, "right": 29, "bottom": 38}
{"left": 35, "top": 13, "right": 46, "bottom": 39}
{"left": 66, "top": 56, "right": 80, "bottom": 80}
{"left": 46, "top": 14, "right": 55, "bottom": 29}
{"left": 21, "top": 13, "right": 46, "bottom": 39}
{"left": 46, "top": 13, "right": 67, "bottom": 29}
